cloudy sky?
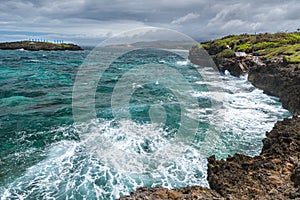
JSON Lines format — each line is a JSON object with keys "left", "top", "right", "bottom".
{"left": 0, "top": 0, "right": 299, "bottom": 45}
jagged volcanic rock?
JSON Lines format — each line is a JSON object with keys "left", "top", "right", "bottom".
{"left": 248, "top": 60, "right": 300, "bottom": 116}
{"left": 208, "top": 116, "right": 300, "bottom": 199}
{"left": 119, "top": 186, "right": 223, "bottom": 200}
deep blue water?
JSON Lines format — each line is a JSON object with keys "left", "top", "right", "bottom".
{"left": 0, "top": 48, "right": 290, "bottom": 199}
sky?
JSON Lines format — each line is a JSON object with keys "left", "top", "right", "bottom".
{"left": 0, "top": 0, "right": 299, "bottom": 46}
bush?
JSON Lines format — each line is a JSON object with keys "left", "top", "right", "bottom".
{"left": 217, "top": 49, "right": 235, "bottom": 58}
{"left": 237, "top": 42, "right": 252, "bottom": 51}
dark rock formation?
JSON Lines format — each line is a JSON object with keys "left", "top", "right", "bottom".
{"left": 188, "top": 46, "right": 264, "bottom": 77}
{"left": 119, "top": 186, "right": 223, "bottom": 200}
{"left": 0, "top": 41, "right": 83, "bottom": 51}
{"left": 211, "top": 57, "right": 245, "bottom": 77}
{"left": 119, "top": 117, "right": 300, "bottom": 200}
{"left": 248, "top": 60, "right": 300, "bottom": 116}
{"left": 208, "top": 116, "right": 300, "bottom": 199}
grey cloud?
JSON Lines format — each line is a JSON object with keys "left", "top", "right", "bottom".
{"left": 0, "top": 0, "right": 299, "bottom": 44}
{"left": 171, "top": 13, "right": 200, "bottom": 24}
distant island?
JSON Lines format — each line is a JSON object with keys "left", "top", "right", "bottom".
{"left": 0, "top": 41, "right": 83, "bottom": 51}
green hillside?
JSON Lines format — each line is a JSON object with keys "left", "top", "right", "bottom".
{"left": 201, "top": 32, "right": 300, "bottom": 63}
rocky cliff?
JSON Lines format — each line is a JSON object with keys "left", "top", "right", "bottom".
{"left": 0, "top": 41, "right": 83, "bottom": 51}
{"left": 248, "top": 60, "right": 300, "bottom": 116}
{"left": 207, "top": 116, "right": 300, "bottom": 199}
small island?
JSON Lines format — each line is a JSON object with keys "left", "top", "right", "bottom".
{"left": 0, "top": 40, "right": 83, "bottom": 51}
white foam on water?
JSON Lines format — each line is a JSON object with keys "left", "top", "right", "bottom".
{"left": 176, "top": 60, "right": 190, "bottom": 66}
{"left": 1, "top": 118, "right": 209, "bottom": 199}
{"left": 28, "top": 59, "right": 40, "bottom": 62}
{"left": 205, "top": 74, "right": 289, "bottom": 157}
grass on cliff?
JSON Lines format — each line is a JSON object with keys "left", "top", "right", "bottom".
{"left": 201, "top": 32, "right": 300, "bottom": 63}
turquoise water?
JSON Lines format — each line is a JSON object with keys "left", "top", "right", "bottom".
{"left": 0, "top": 48, "right": 290, "bottom": 199}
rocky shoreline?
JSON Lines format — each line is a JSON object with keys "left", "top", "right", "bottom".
{"left": 119, "top": 33, "right": 300, "bottom": 199}
{"left": 188, "top": 37, "right": 300, "bottom": 116}
{"left": 248, "top": 60, "right": 300, "bottom": 116}
{"left": 0, "top": 41, "right": 82, "bottom": 51}
{"left": 120, "top": 117, "right": 300, "bottom": 200}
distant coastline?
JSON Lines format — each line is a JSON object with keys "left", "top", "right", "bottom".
{"left": 0, "top": 41, "right": 83, "bottom": 51}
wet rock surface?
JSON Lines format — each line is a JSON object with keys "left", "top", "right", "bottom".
{"left": 119, "top": 117, "right": 300, "bottom": 200}
{"left": 208, "top": 116, "right": 300, "bottom": 199}
{"left": 189, "top": 46, "right": 265, "bottom": 77}
{"left": 248, "top": 60, "right": 300, "bottom": 116}
{"left": 119, "top": 186, "right": 223, "bottom": 200}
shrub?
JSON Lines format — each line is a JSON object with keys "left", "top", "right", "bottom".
{"left": 217, "top": 49, "right": 235, "bottom": 58}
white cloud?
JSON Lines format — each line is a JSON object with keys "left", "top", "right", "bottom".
{"left": 220, "top": 19, "right": 244, "bottom": 30}
{"left": 171, "top": 13, "right": 200, "bottom": 24}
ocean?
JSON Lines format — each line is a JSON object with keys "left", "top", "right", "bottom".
{"left": 0, "top": 48, "right": 290, "bottom": 199}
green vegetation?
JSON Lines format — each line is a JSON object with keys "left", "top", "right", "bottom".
{"left": 237, "top": 42, "right": 252, "bottom": 51}
{"left": 201, "top": 32, "right": 300, "bottom": 63}
{"left": 258, "top": 43, "right": 300, "bottom": 63}
{"left": 57, "top": 43, "right": 71, "bottom": 48}
{"left": 217, "top": 49, "right": 235, "bottom": 58}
